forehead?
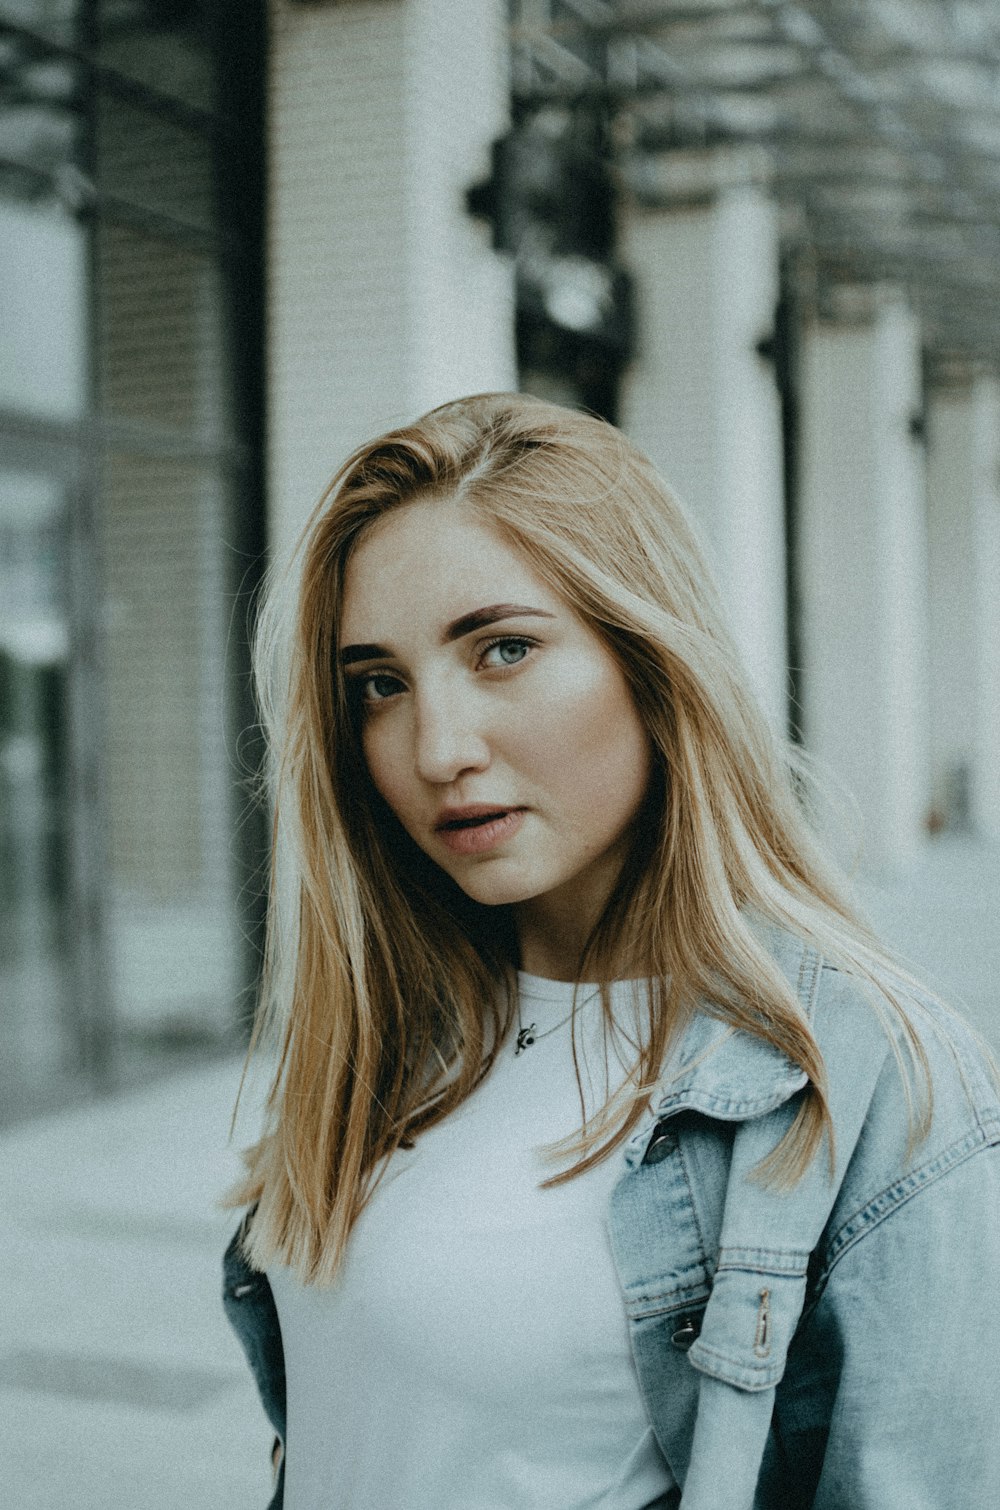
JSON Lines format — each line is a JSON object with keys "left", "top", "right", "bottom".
{"left": 339, "top": 495, "right": 561, "bottom": 638}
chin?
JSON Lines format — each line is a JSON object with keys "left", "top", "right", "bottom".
{"left": 449, "top": 866, "right": 550, "bottom": 910}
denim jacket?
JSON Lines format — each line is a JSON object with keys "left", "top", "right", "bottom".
{"left": 223, "top": 928, "right": 1000, "bottom": 1508}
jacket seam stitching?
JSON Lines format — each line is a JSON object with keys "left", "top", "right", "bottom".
{"left": 659, "top": 1084, "right": 808, "bottom": 1119}
{"left": 624, "top": 1286, "right": 711, "bottom": 1319}
{"left": 797, "top": 943, "right": 822, "bottom": 1023}
{"left": 689, "top": 1338, "right": 782, "bottom": 1380}
{"left": 715, "top": 1254, "right": 809, "bottom": 1278}
{"left": 942, "top": 1024, "right": 996, "bottom": 1138}
{"left": 675, "top": 1126, "right": 709, "bottom": 1266}
{"left": 812, "top": 1123, "right": 999, "bottom": 1291}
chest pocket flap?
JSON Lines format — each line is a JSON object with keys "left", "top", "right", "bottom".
{"left": 686, "top": 1252, "right": 809, "bottom": 1393}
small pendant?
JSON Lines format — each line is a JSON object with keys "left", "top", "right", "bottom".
{"left": 515, "top": 1024, "right": 537, "bottom": 1055}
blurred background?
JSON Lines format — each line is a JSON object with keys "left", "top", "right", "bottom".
{"left": 1, "top": 0, "right": 265, "bottom": 1124}
{"left": 1, "top": 1, "right": 999, "bottom": 1504}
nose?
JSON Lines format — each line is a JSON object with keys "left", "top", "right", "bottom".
{"left": 413, "top": 683, "right": 491, "bottom": 785}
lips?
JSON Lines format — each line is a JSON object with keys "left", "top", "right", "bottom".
{"left": 435, "top": 804, "right": 521, "bottom": 831}
{"left": 434, "top": 805, "right": 526, "bottom": 856}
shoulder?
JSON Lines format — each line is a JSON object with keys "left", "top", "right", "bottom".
{"left": 802, "top": 950, "right": 1000, "bottom": 1279}
{"left": 747, "top": 918, "right": 1000, "bottom": 1241}
{"left": 650, "top": 922, "right": 998, "bottom": 1151}
{"left": 760, "top": 918, "right": 999, "bottom": 1143}
{"left": 808, "top": 951, "right": 1000, "bottom": 1148}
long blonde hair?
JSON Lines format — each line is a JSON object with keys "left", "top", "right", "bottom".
{"left": 229, "top": 392, "right": 931, "bottom": 1285}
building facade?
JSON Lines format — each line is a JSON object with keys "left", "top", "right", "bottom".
{"left": 0, "top": 0, "right": 266, "bottom": 1120}
{"left": 4, "top": 0, "right": 998, "bottom": 1120}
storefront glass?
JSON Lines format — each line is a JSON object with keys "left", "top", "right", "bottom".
{"left": 0, "top": 0, "right": 264, "bottom": 1122}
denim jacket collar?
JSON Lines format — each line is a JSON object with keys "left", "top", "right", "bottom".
{"left": 625, "top": 926, "right": 817, "bottom": 1168}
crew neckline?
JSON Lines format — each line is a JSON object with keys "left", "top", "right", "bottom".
{"left": 516, "top": 971, "right": 601, "bottom": 1005}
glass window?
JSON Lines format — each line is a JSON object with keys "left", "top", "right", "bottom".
{"left": 95, "top": 219, "right": 225, "bottom": 432}
{"left": 0, "top": 36, "right": 79, "bottom": 180}
{"left": 0, "top": 465, "right": 74, "bottom": 1117}
{"left": 98, "top": 450, "right": 241, "bottom": 1042}
{"left": 0, "top": 31, "right": 87, "bottom": 420}
{"left": 0, "top": 0, "right": 264, "bottom": 1120}
{"left": 94, "top": 90, "right": 216, "bottom": 231}
{"left": 93, "top": 1, "right": 215, "bottom": 114}
{"left": 0, "top": 200, "right": 88, "bottom": 419}
{"left": 0, "top": 2, "right": 78, "bottom": 45}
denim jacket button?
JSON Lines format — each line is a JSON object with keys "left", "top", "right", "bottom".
{"left": 643, "top": 1123, "right": 678, "bottom": 1164}
{"left": 671, "top": 1316, "right": 701, "bottom": 1351}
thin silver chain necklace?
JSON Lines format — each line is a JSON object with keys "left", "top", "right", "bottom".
{"left": 514, "top": 988, "right": 601, "bottom": 1056}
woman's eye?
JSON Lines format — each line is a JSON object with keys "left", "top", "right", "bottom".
{"left": 480, "top": 636, "right": 534, "bottom": 669}
{"left": 359, "top": 672, "right": 403, "bottom": 703}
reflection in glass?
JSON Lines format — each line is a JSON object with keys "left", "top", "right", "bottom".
{"left": 0, "top": 469, "right": 73, "bottom": 1116}
{"left": 94, "top": 1, "right": 214, "bottom": 113}
{"left": 0, "top": 2, "right": 78, "bottom": 46}
{"left": 95, "top": 219, "right": 224, "bottom": 431}
{"left": 0, "top": 39, "right": 77, "bottom": 183}
{"left": 0, "top": 200, "right": 87, "bottom": 419}
{"left": 0, "top": 28, "right": 86, "bottom": 421}
{"left": 94, "top": 90, "right": 215, "bottom": 230}
{"left": 98, "top": 452, "right": 240, "bottom": 1048}
{"left": 0, "top": 0, "right": 262, "bottom": 1119}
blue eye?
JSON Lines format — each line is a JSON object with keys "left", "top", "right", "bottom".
{"left": 481, "top": 636, "right": 533, "bottom": 668}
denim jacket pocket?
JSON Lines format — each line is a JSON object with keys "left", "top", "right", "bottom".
{"left": 686, "top": 1250, "right": 809, "bottom": 1393}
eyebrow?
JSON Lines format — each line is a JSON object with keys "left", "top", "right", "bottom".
{"left": 339, "top": 603, "right": 555, "bottom": 665}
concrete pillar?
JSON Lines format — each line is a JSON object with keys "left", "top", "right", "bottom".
{"left": 926, "top": 372, "right": 1000, "bottom": 840}
{"left": 798, "top": 288, "right": 930, "bottom": 873}
{"left": 267, "top": 0, "right": 516, "bottom": 553}
{"left": 620, "top": 152, "right": 787, "bottom": 733}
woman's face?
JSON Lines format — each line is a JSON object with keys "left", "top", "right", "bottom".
{"left": 339, "top": 495, "right": 654, "bottom": 959}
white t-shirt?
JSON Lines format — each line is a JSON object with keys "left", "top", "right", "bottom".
{"left": 268, "top": 973, "right": 676, "bottom": 1509}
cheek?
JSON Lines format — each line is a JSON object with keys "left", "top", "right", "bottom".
{"left": 360, "top": 721, "right": 410, "bottom": 818}
{"left": 520, "top": 656, "right": 651, "bottom": 813}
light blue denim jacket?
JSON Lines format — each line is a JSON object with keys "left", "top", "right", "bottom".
{"left": 223, "top": 928, "right": 1000, "bottom": 1508}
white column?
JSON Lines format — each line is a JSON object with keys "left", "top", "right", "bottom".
{"left": 267, "top": 0, "right": 516, "bottom": 554}
{"left": 798, "top": 289, "right": 930, "bottom": 873}
{"left": 926, "top": 373, "right": 1000, "bottom": 840}
{"left": 620, "top": 154, "right": 787, "bottom": 733}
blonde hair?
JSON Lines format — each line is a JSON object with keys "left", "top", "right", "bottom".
{"left": 229, "top": 392, "right": 932, "bottom": 1285}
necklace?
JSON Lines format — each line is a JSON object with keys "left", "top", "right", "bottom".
{"left": 514, "top": 988, "right": 601, "bottom": 1056}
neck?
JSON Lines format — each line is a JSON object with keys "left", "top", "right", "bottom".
{"left": 513, "top": 849, "right": 630, "bottom": 981}
{"left": 513, "top": 833, "right": 655, "bottom": 984}
{"left": 515, "top": 913, "right": 589, "bottom": 981}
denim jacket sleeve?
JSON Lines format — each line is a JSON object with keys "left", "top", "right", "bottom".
{"left": 611, "top": 939, "right": 1000, "bottom": 1510}
{"left": 761, "top": 1129, "right": 1000, "bottom": 1507}
{"left": 222, "top": 1208, "right": 286, "bottom": 1510}
{"left": 758, "top": 1015, "right": 1000, "bottom": 1509}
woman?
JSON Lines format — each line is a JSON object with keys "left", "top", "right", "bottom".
{"left": 223, "top": 393, "right": 1000, "bottom": 1509}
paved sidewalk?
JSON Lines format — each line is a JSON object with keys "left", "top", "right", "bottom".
{"left": 2, "top": 836, "right": 997, "bottom": 1508}
{"left": 855, "top": 833, "right": 1000, "bottom": 1051}
{"left": 2, "top": 1057, "right": 274, "bottom": 1510}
